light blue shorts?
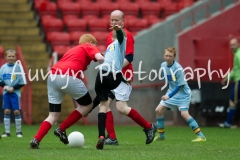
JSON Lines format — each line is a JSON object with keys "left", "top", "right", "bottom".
{"left": 160, "top": 100, "right": 189, "bottom": 111}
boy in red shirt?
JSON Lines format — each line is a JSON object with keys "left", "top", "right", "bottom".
{"left": 30, "top": 34, "right": 104, "bottom": 149}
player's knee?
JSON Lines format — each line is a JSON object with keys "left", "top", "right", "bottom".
{"left": 180, "top": 111, "right": 189, "bottom": 118}
{"left": 4, "top": 109, "right": 11, "bottom": 114}
{"left": 76, "top": 92, "right": 92, "bottom": 106}
{"left": 155, "top": 105, "right": 164, "bottom": 114}
{"left": 229, "top": 106, "right": 236, "bottom": 110}
{"left": 116, "top": 102, "right": 127, "bottom": 114}
{"left": 13, "top": 110, "right": 20, "bottom": 115}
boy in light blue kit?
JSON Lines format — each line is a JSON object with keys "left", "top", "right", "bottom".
{"left": 0, "top": 49, "right": 26, "bottom": 138}
{"left": 154, "top": 47, "right": 206, "bottom": 142}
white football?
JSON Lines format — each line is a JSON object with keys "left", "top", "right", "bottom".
{"left": 68, "top": 131, "right": 85, "bottom": 148}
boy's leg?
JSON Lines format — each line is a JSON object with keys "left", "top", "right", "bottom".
{"left": 30, "top": 103, "right": 61, "bottom": 149}
{"left": 219, "top": 81, "right": 239, "bottom": 128}
{"left": 155, "top": 116, "right": 166, "bottom": 140}
{"left": 2, "top": 94, "right": 11, "bottom": 137}
{"left": 3, "top": 112, "right": 11, "bottom": 137}
{"left": 105, "top": 92, "right": 119, "bottom": 145}
{"left": 12, "top": 95, "right": 22, "bottom": 137}
{"left": 57, "top": 92, "right": 92, "bottom": 131}
{"left": 14, "top": 111, "right": 22, "bottom": 137}
{"left": 181, "top": 110, "right": 206, "bottom": 142}
{"left": 116, "top": 101, "right": 156, "bottom": 144}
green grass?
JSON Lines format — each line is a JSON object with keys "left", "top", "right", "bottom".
{"left": 0, "top": 125, "right": 240, "bottom": 160}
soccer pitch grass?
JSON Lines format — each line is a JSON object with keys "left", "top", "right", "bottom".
{"left": 0, "top": 125, "right": 239, "bottom": 160}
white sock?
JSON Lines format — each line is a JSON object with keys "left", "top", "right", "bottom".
{"left": 15, "top": 114, "right": 22, "bottom": 133}
{"left": 4, "top": 114, "right": 11, "bottom": 133}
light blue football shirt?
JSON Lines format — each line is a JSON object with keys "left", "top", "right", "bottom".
{"left": 101, "top": 37, "right": 126, "bottom": 73}
{"left": 0, "top": 63, "right": 26, "bottom": 97}
{"left": 161, "top": 61, "right": 191, "bottom": 106}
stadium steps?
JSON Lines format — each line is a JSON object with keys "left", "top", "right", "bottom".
{"left": 0, "top": 27, "right": 40, "bottom": 36}
{"left": 0, "top": 11, "right": 35, "bottom": 19}
{"left": 0, "top": 35, "right": 43, "bottom": 43}
{"left": 0, "top": 19, "right": 38, "bottom": 27}
{"left": 1, "top": 42, "right": 46, "bottom": 52}
{"left": 0, "top": 0, "right": 28, "bottom": 4}
{"left": 0, "top": 0, "right": 61, "bottom": 124}
{"left": 0, "top": 3, "right": 31, "bottom": 12}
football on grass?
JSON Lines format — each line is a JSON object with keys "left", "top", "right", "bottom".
{"left": 68, "top": 131, "right": 85, "bottom": 148}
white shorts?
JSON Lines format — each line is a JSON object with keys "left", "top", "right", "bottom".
{"left": 47, "top": 75, "right": 88, "bottom": 104}
{"left": 111, "top": 82, "right": 132, "bottom": 101}
{"left": 160, "top": 100, "right": 189, "bottom": 111}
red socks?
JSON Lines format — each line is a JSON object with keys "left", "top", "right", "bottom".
{"left": 106, "top": 111, "right": 117, "bottom": 139}
{"left": 127, "top": 108, "right": 151, "bottom": 129}
{"left": 34, "top": 121, "right": 52, "bottom": 142}
{"left": 60, "top": 110, "right": 82, "bottom": 131}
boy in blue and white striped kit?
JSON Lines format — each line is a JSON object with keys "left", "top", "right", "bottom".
{"left": 155, "top": 47, "right": 206, "bottom": 142}
{"left": 0, "top": 49, "right": 26, "bottom": 138}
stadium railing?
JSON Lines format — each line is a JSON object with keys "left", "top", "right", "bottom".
{"left": 16, "top": 45, "right": 32, "bottom": 125}
{"left": 175, "top": 0, "right": 240, "bottom": 32}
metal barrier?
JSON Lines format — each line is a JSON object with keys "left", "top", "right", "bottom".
{"left": 16, "top": 45, "right": 32, "bottom": 125}
{"left": 175, "top": 0, "right": 239, "bottom": 32}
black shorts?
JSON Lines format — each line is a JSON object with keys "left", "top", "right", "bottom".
{"left": 95, "top": 70, "right": 122, "bottom": 101}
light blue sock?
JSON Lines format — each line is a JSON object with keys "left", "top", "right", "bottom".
{"left": 157, "top": 116, "right": 165, "bottom": 138}
{"left": 187, "top": 117, "right": 205, "bottom": 138}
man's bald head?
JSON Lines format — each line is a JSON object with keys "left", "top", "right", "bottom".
{"left": 230, "top": 38, "right": 239, "bottom": 52}
{"left": 111, "top": 10, "right": 124, "bottom": 19}
{"left": 110, "top": 10, "right": 124, "bottom": 27}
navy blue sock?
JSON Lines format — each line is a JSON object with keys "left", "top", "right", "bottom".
{"left": 226, "top": 108, "right": 236, "bottom": 125}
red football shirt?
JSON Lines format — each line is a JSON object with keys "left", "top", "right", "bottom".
{"left": 51, "top": 44, "right": 100, "bottom": 79}
{"left": 106, "top": 28, "right": 135, "bottom": 81}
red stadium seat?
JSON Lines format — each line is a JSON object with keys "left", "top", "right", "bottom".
{"left": 114, "top": 0, "right": 132, "bottom": 2}
{"left": 82, "top": 15, "right": 99, "bottom": 21}
{"left": 58, "top": 2, "right": 81, "bottom": 16}
{"left": 55, "top": 0, "right": 73, "bottom": 9}
{"left": 53, "top": 45, "right": 71, "bottom": 56}
{"left": 75, "top": 0, "right": 92, "bottom": 3}
{"left": 80, "top": 2, "right": 100, "bottom": 17}
{"left": 123, "top": 15, "right": 139, "bottom": 28}
{"left": 96, "top": 0, "right": 112, "bottom": 2}
{"left": 140, "top": 2, "right": 160, "bottom": 17}
{"left": 99, "top": 2, "right": 119, "bottom": 17}
{"left": 143, "top": 15, "right": 164, "bottom": 26}
{"left": 62, "top": 15, "right": 78, "bottom": 25}
{"left": 178, "top": 0, "right": 194, "bottom": 9}
{"left": 42, "top": 18, "right": 64, "bottom": 33}
{"left": 134, "top": 0, "right": 151, "bottom": 2}
{"left": 97, "top": 45, "right": 106, "bottom": 53}
{"left": 127, "top": 18, "right": 148, "bottom": 32}
{"left": 41, "top": 15, "right": 57, "bottom": 24}
{"left": 0, "top": 46, "right": 4, "bottom": 58}
{"left": 37, "top": 1, "right": 57, "bottom": 16}
{"left": 34, "top": 0, "right": 50, "bottom": 9}
{"left": 91, "top": 31, "right": 109, "bottom": 45}
{"left": 159, "top": 1, "right": 180, "bottom": 18}
{"left": 65, "top": 19, "right": 87, "bottom": 32}
{"left": 119, "top": 3, "right": 140, "bottom": 16}
{"left": 47, "top": 32, "right": 70, "bottom": 45}
{"left": 88, "top": 18, "right": 109, "bottom": 32}
{"left": 69, "top": 31, "right": 85, "bottom": 45}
